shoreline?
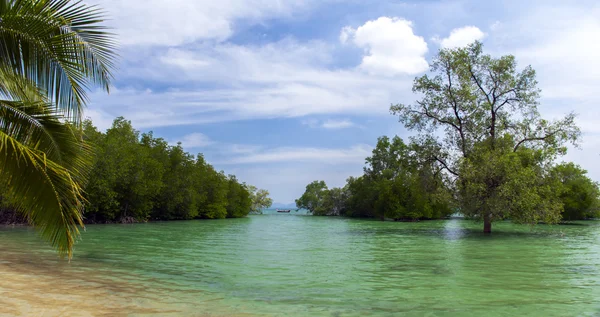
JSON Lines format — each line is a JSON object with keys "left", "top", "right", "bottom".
{"left": 2, "top": 213, "right": 599, "bottom": 228}
{"left": 0, "top": 251, "right": 260, "bottom": 317}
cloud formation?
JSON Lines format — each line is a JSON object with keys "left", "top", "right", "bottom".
{"left": 322, "top": 119, "right": 355, "bottom": 129}
{"left": 89, "top": 37, "right": 415, "bottom": 129}
{"left": 178, "top": 133, "right": 213, "bottom": 148}
{"left": 221, "top": 144, "right": 372, "bottom": 164}
{"left": 302, "top": 118, "right": 357, "bottom": 129}
{"left": 92, "top": 0, "right": 322, "bottom": 46}
{"left": 341, "top": 17, "right": 429, "bottom": 76}
{"left": 439, "top": 26, "right": 485, "bottom": 49}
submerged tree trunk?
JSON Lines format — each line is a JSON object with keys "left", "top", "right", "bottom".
{"left": 483, "top": 214, "right": 492, "bottom": 234}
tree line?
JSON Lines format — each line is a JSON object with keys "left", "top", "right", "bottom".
{"left": 1, "top": 117, "right": 272, "bottom": 224}
{"left": 297, "top": 42, "right": 599, "bottom": 231}
{"left": 296, "top": 136, "right": 454, "bottom": 220}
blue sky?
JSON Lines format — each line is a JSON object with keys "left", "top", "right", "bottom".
{"left": 87, "top": 0, "right": 600, "bottom": 204}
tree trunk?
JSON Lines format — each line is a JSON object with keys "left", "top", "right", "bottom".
{"left": 483, "top": 215, "right": 492, "bottom": 234}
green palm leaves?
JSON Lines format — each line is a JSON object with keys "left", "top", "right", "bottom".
{"left": 0, "top": 0, "right": 116, "bottom": 258}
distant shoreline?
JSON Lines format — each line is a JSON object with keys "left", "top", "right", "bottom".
{"left": 2, "top": 209, "right": 597, "bottom": 228}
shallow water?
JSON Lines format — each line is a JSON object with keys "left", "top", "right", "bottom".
{"left": 1, "top": 215, "right": 600, "bottom": 316}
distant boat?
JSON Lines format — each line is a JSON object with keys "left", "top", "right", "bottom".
{"left": 276, "top": 209, "right": 291, "bottom": 213}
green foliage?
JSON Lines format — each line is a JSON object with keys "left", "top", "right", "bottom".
{"left": 0, "top": 0, "right": 116, "bottom": 257}
{"left": 344, "top": 176, "right": 377, "bottom": 218}
{"left": 80, "top": 117, "right": 253, "bottom": 223}
{"left": 295, "top": 181, "right": 329, "bottom": 215}
{"left": 196, "top": 158, "right": 229, "bottom": 219}
{"left": 459, "top": 138, "right": 563, "bottom": 225}
{"left": 550, "top": 163, "right": 600, "bottom": 220}
{"left": 296, "top": 136, "right": 453, "bottom": 220}
{"left": 247, "top": 185, "right": 274, "bottom": 213}
{"left": 347, "top": 136, "right": 452, "bottom": 220}
{"left": 320, "top": 187, "right": 349, "bottom": 216}
{"left": 153, "top": 143, "right": 199, "bottom": 220}
{"left": 226, "top": 176, "right": 252, "bottom": 218}
{"left": 390, "top": 41, "right": 581, "bottom": 232}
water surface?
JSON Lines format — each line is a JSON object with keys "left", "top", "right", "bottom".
{"left": 1, "top": 214, "right": 600, "bottom": 316}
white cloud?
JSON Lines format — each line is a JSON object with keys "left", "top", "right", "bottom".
{"left": 91, "top": 0, "right": 323, "bottom": 46}
{"left": 89, "top": 81, "right": 402, "bottom": 129}
{"left": 487, "top": 3, "right": 600, "bottom": 124}
{"left": 158, "top": 38, "right": 333, "bottom": 82}
{"left": 301, "top": 118, "right": 356, "bottom": 129}
{"left": 490, "top": 21, "right": 501, "bottom": 31}
{"left": 322, "top": 119, "right": 355, "bottom": 129}
{"left": 439, "top": 26, "right": 485, "bottom": 49}
{"left": 178, "top": 132, "right": 213, "bottom": 148}
{"left": 301, "top": 118, "right": 319, "bottom": 128}
{"left": 85, "top": 109, "right": 115, "bottom": 131}
{"left": 339, "top": 26, "right": 354, "bottom": 44}
{"left": 221, "top": 144, "right": 372, "bottom": 164}
{"left": 160, "top": 49, "right": 213, "bottom": 68}
{"left": 89, "top": 38, "right": 415, "bottom": 129}
{"left": 341, "top": 17, "right": 429, "bottom": 76}
{"left": 225, "top": 144, "right": 265, "bottom": 154}
{"left": 511, "top": 19, "right": 600, "bottom": 102}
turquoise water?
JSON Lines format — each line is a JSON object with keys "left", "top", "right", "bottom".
{"left": 1, "top": 215, "right": 600, "bottom": 316}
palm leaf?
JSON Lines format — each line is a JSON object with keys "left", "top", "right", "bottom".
{"left": 0, "top": 100, "right": 90, "bottom": 258}
{"left": 0, "top": 0, "right": 117, "bottom": 122}
{"left": 0, "top": 65, "right": 90, "bottom": 182}
{"left": 0, "top": 0, "right": 116, "bottom": 257}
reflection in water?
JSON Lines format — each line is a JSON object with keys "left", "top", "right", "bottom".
{"left": 1, "top": 217, "right": 600, "bottom": 316}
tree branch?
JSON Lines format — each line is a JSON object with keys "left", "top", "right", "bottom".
{"left": 469, "top": 66, "right": 493, "bottom": 107}
{"left": 513, "top": 130, "right": 559, "bottom": 152}
{"left": 433, "top": 155, "right": 459, "bottom": 177}
{"left": 411, "top": 101, "right": 462, "bottom": 133}
{"left": 445, "top": 65, "right": 467, "bottom": 157}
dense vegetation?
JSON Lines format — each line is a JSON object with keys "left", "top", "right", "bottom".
{"left": 247, "top": 185, "right": 274, "bottom": 214}
{"left": 296, "top": 136, "right": 453, "bottom": 220}
{"left": 83, "top": 117, "right": 269, "bottom": 222}
{"left": 1, "top": 117, "right": 271, "bottom": 224}
{"left": 297, "top": 42, "right": 599, "bottom": 228}
{"left": 550, "top": 163, "right": 600, "bottom": 221}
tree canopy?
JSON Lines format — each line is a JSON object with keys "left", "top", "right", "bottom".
{"left": 80, "top": 117, "right": 264, "bottom": 223}
{"left": 390, "top": 42, "right": 581, "bottom": 232}
{"left": 296, "top": 136, "right": 453, "bottom": 220}
{"left": 296, "top": 181, "right": 329, "bottom": 215}
{"left": 248, "top": 185, "right": 274, "bottom": 213}
{"left": 550, "top": 163, "right": 600, "bottom": 220}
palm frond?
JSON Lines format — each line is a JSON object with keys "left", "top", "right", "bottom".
{"left": 0, "top": 0, "right": 117, "bottom": 122}
{"left": 0, "top": 64, "right": 90, "bottom": 178}
{"left": 0, "top": 120, "right": 87, "bottom": 258}
{"left": 0, "top": 99, "right": 91, "bottom": 177}
{"left": 0, "top": 62, "right": 48, "bottom": 102}
{"left": 0, "top": 70, "right": 91, "bottom": 258}
{"left": 0, "top": 0, "right": 115, "bottom": 257}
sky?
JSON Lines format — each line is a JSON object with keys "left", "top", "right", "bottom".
{"left": 87, "top": 0, "right": 600, "bottom": 204}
